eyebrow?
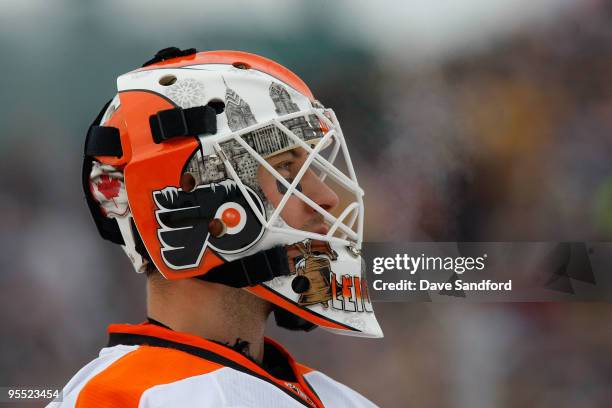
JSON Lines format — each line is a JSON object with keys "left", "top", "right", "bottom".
{"left": 271, "top": 149, "right": 301, "bottom": 162}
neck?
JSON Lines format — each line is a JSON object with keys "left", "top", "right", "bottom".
{"left": 147, "top": 275, "right": 273, "bottom": 363}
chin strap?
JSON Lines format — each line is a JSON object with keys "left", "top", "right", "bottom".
{"left": 197, "top": 246, "right": 291, "bottom": 288}
{"left": 273, "top": 307, "right": 317, "bottom": 332}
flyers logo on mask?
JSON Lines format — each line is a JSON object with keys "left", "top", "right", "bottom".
{"left": 153, "top": 180, "right": 265, "bottom": 270}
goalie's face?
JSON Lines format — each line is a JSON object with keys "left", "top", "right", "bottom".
{"left": 257, "top": 147, "right": 339, "bottom": 233}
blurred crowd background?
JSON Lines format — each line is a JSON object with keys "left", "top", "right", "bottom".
{"left": 1, "top": 0, "right": 612, "bottom": 406}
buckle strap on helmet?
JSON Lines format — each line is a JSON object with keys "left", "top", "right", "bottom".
{"left": 197, "top": 246, "right": 291, "bottom": 288}
{"left": 85, "top": 125, "right": 123, "bottom": 157}
{"left": 149, "top": 105, "right": 217, "bottom": 144}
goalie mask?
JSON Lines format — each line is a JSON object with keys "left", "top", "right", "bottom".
{"left": 84, "top": 48, "right": 382, "bottom": 338}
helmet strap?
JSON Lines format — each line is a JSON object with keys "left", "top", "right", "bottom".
{"left": 197, "top": 246, "right": 291, "bottom": 288}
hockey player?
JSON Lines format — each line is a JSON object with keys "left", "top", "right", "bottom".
{"left": 51, "top": 48, "right": 382, "bottom": 407}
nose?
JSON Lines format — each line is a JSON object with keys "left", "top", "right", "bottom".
{"left": 301, "top": 169, "right": 339, "bottom": 213}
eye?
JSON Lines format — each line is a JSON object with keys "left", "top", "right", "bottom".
{"left": 275, "top": 160, "right": 293, "bottom": 175}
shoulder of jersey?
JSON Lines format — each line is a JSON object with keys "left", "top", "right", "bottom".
{"left": 48, "top": 344, "right": 224, "bottom": 407}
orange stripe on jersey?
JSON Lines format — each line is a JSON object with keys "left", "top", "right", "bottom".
{"left": 75, "top": 346, "right": 223, "bottom": 407}
{"left": 295, "top": 363, "right": 315, "bottom": 375}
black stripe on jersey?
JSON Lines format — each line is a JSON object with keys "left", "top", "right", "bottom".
{"left": 108, "top": 332, "right": 314, "bottom": 408}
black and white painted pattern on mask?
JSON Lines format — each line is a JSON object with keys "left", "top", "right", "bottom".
{"left": 270, "top": 82, "right": 323, "bottom": 143}
{"left": 270, "top": 82, "right": 299, "bottom": 115}
{"left": 224, "top": 81, "right": 257, "bottom": 132}
{"left": 165, "top": 78, "right": 207, "bottom": 108}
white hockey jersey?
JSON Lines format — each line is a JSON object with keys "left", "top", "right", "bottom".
{"left": 48, "top": 322, "right": 378, "bottom": 407}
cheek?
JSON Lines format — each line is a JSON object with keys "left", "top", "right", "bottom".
{"left": 278, "top": 200, "right": 308, "bottom": 228}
